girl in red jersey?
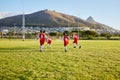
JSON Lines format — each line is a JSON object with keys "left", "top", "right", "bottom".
{"left": 73, "top": 33, "right": 81, "bottom": 48}
{"left": 62, "top": 32, "right": 70, "bottom": 52}
{"left": 37, "top": 30, "right": 47, "bottom": 52}
{"left": 47, "top": 35, "right": 52, "bottom": 48}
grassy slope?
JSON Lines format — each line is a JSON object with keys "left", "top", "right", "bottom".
{"left": 0, "top": 39, "right": 120, "bottom": 80}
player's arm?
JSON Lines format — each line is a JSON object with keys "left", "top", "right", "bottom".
{"left": 68, "top": 36, "right": 70, "bottom": 40}
{"left": 62, "top": 36, "right": 64, "bottom": 41}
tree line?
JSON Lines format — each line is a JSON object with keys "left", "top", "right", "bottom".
{"left": 0, "top": 30, "right": 120, "bottom": 40}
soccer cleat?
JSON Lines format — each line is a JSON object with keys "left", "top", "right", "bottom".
{"left": 40, "top": 50, "right": 43, "bottom": 52}
{"left": 79, "top": 46, "right": 81, "bottom": 49}
{"left": 74, "top": 46, "right": 76, "bottom": 48}
{"left": 65, "top": 49, "right": 67, "bottom": 52}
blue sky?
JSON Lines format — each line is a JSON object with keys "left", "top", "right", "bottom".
{"left": 0, "top": 0, "right": 120, "bottom": 30}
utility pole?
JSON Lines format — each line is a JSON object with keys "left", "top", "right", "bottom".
{"left": 77, "top": 17, "right": 79, "bottom": 39}
{"left": 67, "top": 16, "right": 70, "bottom": 30}
{"left": 22, "top": 0, "right": 25, "bottom": 41}
{"left": 14, "top": 23, "right": 16, "bottom": 38}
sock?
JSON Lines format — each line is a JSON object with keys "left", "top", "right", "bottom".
{"left": 42, "top": 45, "right": 44, "bottom": 49}
{"left": 49, "top": 44, "right": 51, "bottom": 48}
{"left": 74, "top": 43, "right": 76, "bottom": 47}
{"left": 64, "top": 46, "right": 67, "bottom": 51}
{"left": 40, "top": 45, "right": 43, "bottom": 51}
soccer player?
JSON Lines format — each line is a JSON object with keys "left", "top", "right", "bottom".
{"left": 47, "top": 35, "right": 52, "bottom": 48}
{"left": 37, "top": 30, "right": 47, "bottom": 52}
{"left": 73, "top": 33, "right": 81, "bottom": 48}
{"left": 63, "top": 32, "right": 69, "bottom": 52}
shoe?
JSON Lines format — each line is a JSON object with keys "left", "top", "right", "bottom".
{"left": 79, "top": 46, "right": 81, "bottom": 49}
{"left": 74, "top": 46, "right": 76, "bottom": 48}
{"left": 65, "top": 49, "right": 67, "bottom": 52}
{"left": 40, "top": 50, "right": 43, "bottom": 52}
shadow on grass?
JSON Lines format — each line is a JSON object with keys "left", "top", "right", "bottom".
{"left": 0, "top": 48, "right": 39, "bottom": 52}
{"left": 0, "top": 47, "right": 63, "bottom": 53}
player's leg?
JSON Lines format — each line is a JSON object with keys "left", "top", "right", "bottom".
{"left": 40, "top": 43, "right": 43, "bottom": 52}
{"left": 64, "top": 46, "right": 67, "bottom": 52}
{"left": 40, "top": 45, "right": 42, "bottom": 52}
{"left": 49, "top": 44, "right": 51, "bottom": 48}
{"left": 74, "top": 43, "right": 77, "bottom": 48}
{"left": 76, "top": 42, "right": 81, "bottom": 49}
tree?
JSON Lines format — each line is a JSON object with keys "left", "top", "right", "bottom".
{"left": 100, "top": 32, "right": 112, "bottom": 39}
{"left": 49, "top": 32, "right": 57, "bottom": 36}
{"left": 82, "top": 30, "right": 98, "bottom": 37}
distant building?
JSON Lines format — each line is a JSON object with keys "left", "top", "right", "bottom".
{"left": 2, "top": 29, "right": 9, "bottom": 34}
{"left": 80, "top": 27, "right": 90, "bottom": 31}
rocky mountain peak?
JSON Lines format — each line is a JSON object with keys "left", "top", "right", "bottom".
{"left": 86, "top": 16, "right": 96, "bottom": 24}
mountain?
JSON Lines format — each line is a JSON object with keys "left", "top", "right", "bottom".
{"left": 86, "top": 16, "right": 115, "bottom": 31}
{"left": 0, "top": 10, "right": 91, "bottom": 27}
{"left": 0, "top": 9, "right": 116, "bottom": 31}
{"left": 86, "top": 16, "right": 96, "bottom": 24}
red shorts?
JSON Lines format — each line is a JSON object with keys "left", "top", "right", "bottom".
{"left": 64, "top": 40, "right": 69, "bottom": 46}
{"left": 73, "top": 40, "right": 78, "bottom": 44}
{"left": 40, "top": 40, "right": 45, "bottom": 45}
{"left": 48, "top": 40, "right": 52, "bottom": 44}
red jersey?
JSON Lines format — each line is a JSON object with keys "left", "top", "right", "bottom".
{"left": 63, "top": 35, "right": 69, "bottom": 46}
{"left": 39, "top": 33, "right": 45, "bottom": 45}
{"left": 47, "top": 37, "right": 52, "bottom": 44}
{"left": 73, "top": 34, "right": 78, "bottom": 44}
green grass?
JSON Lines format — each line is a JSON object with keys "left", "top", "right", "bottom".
{"left": 0, "top": 39, "right": 120, "bottom": 80}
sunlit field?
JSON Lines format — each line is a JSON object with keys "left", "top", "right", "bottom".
{"left": 0, "top": 39, "right": 120, "bottom": 80}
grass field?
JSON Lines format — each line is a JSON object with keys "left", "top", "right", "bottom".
{"left": 0, "top": 39, "right": 120, "bottom": 80}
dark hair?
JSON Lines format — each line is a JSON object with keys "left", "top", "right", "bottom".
{"left": 63, "top": 32, "right": 67, "bottom": 36}
{"left": 43, "top": 30, "right": 45, "bottom": 33}
{"left": 40, "top": 30, "right": 42, "bottom": 33}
